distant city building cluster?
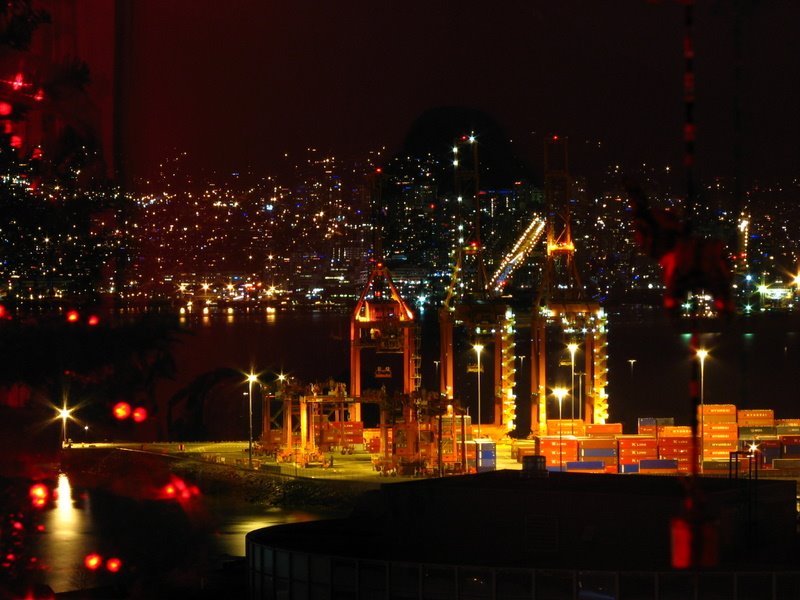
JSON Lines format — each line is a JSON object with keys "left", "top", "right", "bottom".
{"left": 3, "top": 139, "right": 800, "bottom": 315}
{"left": 126, "top": 148, "right": 800, "bottom": 315}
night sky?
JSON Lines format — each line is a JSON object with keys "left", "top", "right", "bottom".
{"left": 117, "top": 1, "right": 800, "bottom": 187}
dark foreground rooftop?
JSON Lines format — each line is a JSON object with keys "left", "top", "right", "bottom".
{"left": 248, "top": 469, "right": 798, "bottom": 571}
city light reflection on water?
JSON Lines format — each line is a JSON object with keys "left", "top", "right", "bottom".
{"left": 33, "top": 472, "right": 319, "bottom": 594}
{"left": 38, "top": 473, "right": 94, "bottom": 592}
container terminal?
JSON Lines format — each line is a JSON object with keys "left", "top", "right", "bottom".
{"left": 237, "top": 136, "right": 800, "bottom": 599}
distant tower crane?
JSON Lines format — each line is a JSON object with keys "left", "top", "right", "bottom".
{"left": 439, "top": 134, "right": 517, "bottom": 434}
{"left": 531, "top": 136, "right": 609, "bottom": 435}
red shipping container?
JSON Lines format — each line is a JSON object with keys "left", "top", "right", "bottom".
{"left": 618, "top": 437, "right": 658, "bottom": 450}
{"left": 659, "top": 437, "right": 695, "bottom": 447}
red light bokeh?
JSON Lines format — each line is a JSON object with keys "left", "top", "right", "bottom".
{"left": 112, "top": 402, "right": 132, "bottom": 420}
{"left": 29, "top": 483, "right": 49, "bottom": 508}
{"left": 84, "top": 553, "right": 102, "bottom": 570}
{"left": 132, "top": 406, "right": 148, "bottom": 423}
{"left": 106, "top": 557, "right": 122, "bottom": 573}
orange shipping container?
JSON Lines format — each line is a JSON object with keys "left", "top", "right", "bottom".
{"left": 546, "top": 421, "right": 586, "bottom": 436}
{"left": 700, "top": 404, "right": 737, "bottom": 415}
{"left": 702, "top": 414, "right": 738, "bottom": 425}
{"left": 704, "top": 440, "right": 738, "bottom": 449}
{"left": 738, "top": 409, "right": 774, "bottom": 420}
{"left": 703, "top": 450, "right": 737, "bottom": 459}
{"left": 660, "top": 426, "right": 693, "bottom": 438}
{"left": 586, "top": 423, "right": 623, "bottom": 435}
{"left": 703, "top": 422, "right": 738, "bottom": 434}
{"left": 639, "top": 468, "right": 679, "bottom": 475}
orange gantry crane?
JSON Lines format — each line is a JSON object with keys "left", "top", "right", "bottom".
{"left": 530, "top": 136, "right": 608, "bottom": 435}
{"left": 350, "top": 261, "right": 419, "bottom": 422}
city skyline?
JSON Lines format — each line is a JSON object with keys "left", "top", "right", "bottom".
{"left": 4, "top": 1, "right": 800, "bottom": 312}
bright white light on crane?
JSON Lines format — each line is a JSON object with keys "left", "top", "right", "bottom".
{"left": 453, "top": 146, "right": 458, "bottom": 153}
{"left": 468, "top": 135, "right": 475, "bottom": 143}
{"left": 453, "top": 160, "right": 458, "bottom": 167}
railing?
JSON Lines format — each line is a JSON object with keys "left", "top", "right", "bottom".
{"left": 247, "top": 541, "right": 800, "bottom": 599}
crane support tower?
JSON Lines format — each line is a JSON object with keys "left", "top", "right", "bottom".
{"left": 531, "top": 136, "right": 609, "bottom": 435}
{"left": 350, "top": 262, "right": 419, "bottom": 421}
{"left": 438, "top": 133, "right": 517, "bottom": 433}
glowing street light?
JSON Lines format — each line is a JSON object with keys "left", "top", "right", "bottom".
{"left": 473, "top": 344, "right": 484, "bottom": 437}
{"left": 246, "top": 372, "right": 259, "bottom": 468}
{"left": 697, "top": 348, "right": 709, "bottom": 472}
{"left": 553, "top": 387, "right": 568, "bottom": 471}
{"left": 567, "top": 342, "right": 578, "bottom": 422}
{"left": 58, "top": 405, "right": 73, "bottom": 447}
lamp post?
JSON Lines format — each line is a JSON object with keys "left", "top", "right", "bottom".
{"left": 473, "top": 344, "right": 484, "bottom": 437}
{"left": 247, "top": 372, "right": 259, "bottom": 468}
{"left": 554, "top": 387, "right": 567, "bottom": 471}
{"left": 697, "top": 349, "right": 708, "bottom": 472}
{"left": 575, "top": 371, "right": 585, "bottom": 421}
{"left": 58, "top": 406, "right": 72, "bottom": 447}
{"left": 567, "top": 343, "right": 578, "bottom": 424}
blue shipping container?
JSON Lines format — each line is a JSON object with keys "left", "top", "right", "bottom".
{"left": 782, "top": 444, "right": 800, "bottom": 457}
{"left": 582, "top": 448, "right": 617, "bottom": 458}
{"left": 566, "top": 461, "right": 605, "bottom": 470}
{"left": 639, "top": 459, "right": 678, "bottom": 469}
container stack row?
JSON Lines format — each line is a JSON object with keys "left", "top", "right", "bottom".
{"left": 512, "top": 406, "right": 800, "bottom": 474}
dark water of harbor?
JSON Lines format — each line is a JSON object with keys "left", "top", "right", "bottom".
{"left": 17, "top": 471, "right": 322, "bottom": 595}
{"left": 159, "top": 308, "right": 800, "bottom": 436}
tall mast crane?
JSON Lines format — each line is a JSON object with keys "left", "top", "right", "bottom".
{"left": 530, "top": 136, "right": 609, "bottom": 435}
{"left": 438, "top": 134, "right": 517, "bottom": 434}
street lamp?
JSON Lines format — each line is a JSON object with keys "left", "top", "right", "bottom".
{"left": 473, "top": 344, "right": 484, "bottom": 437}
{"left": 247, "top": 372, "right": 259, "bottom": 468}
{"left": 567, "top": 343, "right": 578, "bottom": 423}
{"left": 58, "top": 405, "right": 72, "bottom": 447}
{"left": 553, "top": 387, "right": 568, "bottom": 471}
{"left": 697, "top": 348, "right": 709, "bottom": 472}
